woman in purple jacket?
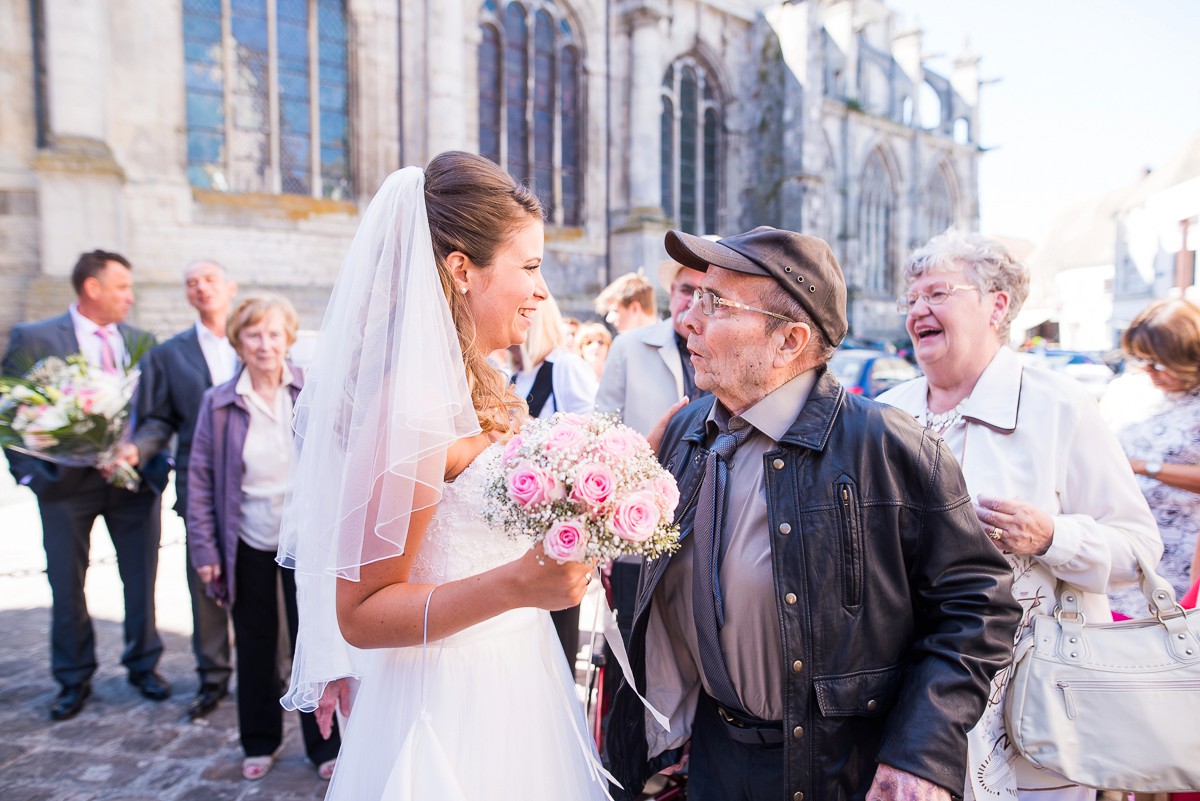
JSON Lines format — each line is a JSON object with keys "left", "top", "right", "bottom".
{"left": 188, "top": 294, "right": 340, "bottom": 782}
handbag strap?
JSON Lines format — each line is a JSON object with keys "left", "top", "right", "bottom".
{"left": 1055, "top": 544, "right": 1198, "bottom": 661}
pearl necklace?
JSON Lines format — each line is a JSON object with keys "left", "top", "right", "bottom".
{"left": 922, "top": 397, "right": 969, "bottom": 433}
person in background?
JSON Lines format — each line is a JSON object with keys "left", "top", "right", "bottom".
{"left": 575, "top": 322, "right": 612, "bottom": 381}
{"left": 512, "top": 293, "right": 598, "bottom": 666}
{"left": 512, "top": 293, "right": 598, "bottom": 420}
{"left": 594, "top": 271, "right": 658, "bottom": 334}
{"left": 562, "top": 315, "right": 582, "bottom": 353}
{"left": 596, "top": 259, "right": 705, "bottom": 436}
{"left": 188, "top": 294, "right": 341, "bottom": 781}
{"left": 1110, "top": 297, "right": 1200, "bottom": 618}
{"left": 2, "top": 249, "right": 170, "bottom": 721}
{"left": 879, "top": 229, "right": 1160, "bottom": 801}
{"left": 132, "top": 259, "right": 238, "bottom": 720}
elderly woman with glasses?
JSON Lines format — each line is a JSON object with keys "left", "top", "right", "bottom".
{"left": 1109, "top": 298, "right": 1200, "bottom": 619}
{"left": 878, "top": 230, "right": 1160, "bottom": 801}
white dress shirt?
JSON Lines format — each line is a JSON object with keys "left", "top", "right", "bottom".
{"left": 513, "top": 348, "right": 598, "bottom": 417}
{"left": 879, "top": 346, "right": 1161, "bottom": 800}
{"left": 194, "top": 321, "right": 238, "bottom": 385}
{"left": 236, "top": 365, "right": 295, "bottom": 552}
{"left": 69, "top": 303, "right": 127, "bottom": 370}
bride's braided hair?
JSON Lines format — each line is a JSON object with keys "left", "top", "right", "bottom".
{"left": 424, "top": 151, "right": 543, "bottom": 435}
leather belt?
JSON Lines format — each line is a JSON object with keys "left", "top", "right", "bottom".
{"left": 716, "top": 704, "right": 785, "bottom": 746}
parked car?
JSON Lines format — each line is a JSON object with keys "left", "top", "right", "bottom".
{"left": 1036, "top": 349, "right": 1116, "bottom": 400}
{"left": 829, "top": 348, "right": 920, "bottom": 398}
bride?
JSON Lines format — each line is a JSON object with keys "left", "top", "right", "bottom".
{"left": 277, "top": 152, "right": 610, "bottom": 799}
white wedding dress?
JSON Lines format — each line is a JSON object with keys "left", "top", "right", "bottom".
{"left": 324, "top": 444, "right": 611, "bottom": 800}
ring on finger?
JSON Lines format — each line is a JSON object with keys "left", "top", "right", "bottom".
{"left": 988, "top": 526, "right": 1003, "bottom": 541}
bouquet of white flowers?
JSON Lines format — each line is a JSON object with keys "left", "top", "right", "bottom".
{"left": 0, "top": 355, "right": 142, "bottom": 490}
{"left": 482, "top": 412, "right": 681, "bottom": 563}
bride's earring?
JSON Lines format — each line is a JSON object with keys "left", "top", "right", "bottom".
{"left": 460, "top": 286, "right": 468, "bottom": 295}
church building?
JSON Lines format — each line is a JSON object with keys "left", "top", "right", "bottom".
{"left": 0, "top": 0, "right": 982, "bottom": 342}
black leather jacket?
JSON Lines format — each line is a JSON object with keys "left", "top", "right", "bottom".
{"left": 606, "top": 368, "right": 1020, "bottom": 801}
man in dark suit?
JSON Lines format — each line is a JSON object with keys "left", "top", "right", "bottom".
{"left": 2, "top": 250, "right": 172, "bottom": 721}
{"left": 132, "top": 259, "right": 238, "bottom": 720}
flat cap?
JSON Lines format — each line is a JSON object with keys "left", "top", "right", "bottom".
{"left": 664, "top": 226, "right": 848, "bottom": 345}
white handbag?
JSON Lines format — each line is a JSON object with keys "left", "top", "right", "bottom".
{"left": 1004, "top": 549, "right": 1200, "bottom": 792}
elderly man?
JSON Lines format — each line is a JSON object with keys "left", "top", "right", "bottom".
{"left": 596, "top": 259, "right": 707, "bottom": 436}
{"left": 132, "top": 259, "right": 238, "bottom": 720}
{"left": 606, "top": 227, "right": 1021, "bottom": 801}
{"left": 3, "top": 250, "right": 171, "bottom": 720}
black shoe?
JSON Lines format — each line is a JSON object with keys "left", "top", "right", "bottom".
{"left": 128, "top": 670, "right": 172, "bottom": 701}
{"left": 50, "top": 682, "right": 91, "bottom": 721}
{"left": 187, "top": 682, "right": 228, "bottom": 720}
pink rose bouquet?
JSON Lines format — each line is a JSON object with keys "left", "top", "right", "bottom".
{"left": 482, "top": 412, "right": 681, "bottom": 563}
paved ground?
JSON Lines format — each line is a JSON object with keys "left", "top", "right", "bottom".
{"left": 0, "top": 458, "right": 608, "bottom": 800}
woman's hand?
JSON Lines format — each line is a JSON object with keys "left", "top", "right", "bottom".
{"left": 647, "top": 396, "right": 690, "bottom": 454}
{"left": 975, "top": 494, "right": 1054, "bottom": 555}
{"left": 316, "top": 678, "right": 355, "bottom": 739}
{"left": 507, "top": 544, "right": 595, "bottom": 611}
{"left": 196, "top": 564, "right": 221, "bottom": 584}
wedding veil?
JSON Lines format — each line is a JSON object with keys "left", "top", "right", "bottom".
{"left": 278, "top": 167, "right": 481, "bottom": 710}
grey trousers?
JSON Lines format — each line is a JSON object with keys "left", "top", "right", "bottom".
{"left": 177, "top": 472, "right": 233, "bottom": 689}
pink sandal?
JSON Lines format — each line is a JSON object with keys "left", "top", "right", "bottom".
{"left": 242, "top": 755, "right": 274, "bottom": 780}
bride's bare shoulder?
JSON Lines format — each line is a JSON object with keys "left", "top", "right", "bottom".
{"left": 444, "top": 432, "right": 504, "bottom": 482}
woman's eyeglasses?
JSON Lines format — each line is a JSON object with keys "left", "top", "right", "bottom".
{"left": 896, "top": 283, "right": 982, "bottom": 315}
{"left": 1125, "top": 356, "right": 1169, "bottom": 373}
{"left": 692, "top": 288, "right": 795, "bottom": 323}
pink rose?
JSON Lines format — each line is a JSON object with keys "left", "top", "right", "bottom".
{"left": 544, "top": 518, "right": 589, "bottom": 563}
{"left": 607, "top": 491, "right": 662, "bottom": 543}
{"left": 571, "top": 462, "right": 616, "bottom": 509}
{"left": 546, "top": 421, "right": 586, "bottom": 451}
{"left": 502, "top": 434, "right": 525, "bottom": 463}
{"left": 507, "top": 461, "right": 564, "bottom": 507}
{"left": 600, "top": 429, "right": 641, "bottom": 460}
{"left": 642, "top": 475, "right": 681, "bottom": 517}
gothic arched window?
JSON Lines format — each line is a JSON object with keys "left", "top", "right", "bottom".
{"left": 925, "top": 163, "right": 957, "bottom": 239}
{"left": 661, "top": 57, "right": 722, "bottom": 234}
{"left": 183, "top": 0, "right": 350, "bottom": 199}
{"left": 859, "top": 151, "right": 897, "bottom": 296}
{"left": 478, "top": 0, "right": 583, "bottom": 226}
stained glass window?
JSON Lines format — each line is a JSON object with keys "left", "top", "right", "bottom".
{"left": 478, "top": 1, "right": 582, "bottom": 226}
{"left": 661, "top": 56, "right": 721, "bottom": 234}
{"left": 925, "top": 164, "right": 956, "bottom": 239}
{"left": 183, "top": 0, "right": 350, "bottom": 198}
{"left": 860, "top": 151, "right": 897, "bottom": 295}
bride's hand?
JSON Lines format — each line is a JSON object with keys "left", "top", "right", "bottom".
{"left": 507, "top": 544, "right": 595, "bottom": 611}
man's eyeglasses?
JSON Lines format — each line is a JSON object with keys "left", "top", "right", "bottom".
{"left": 692, "top": 289, "right": 796, "bottom": 323}
{"left": 896, "top": 283, "right": 982, "bottom": 315}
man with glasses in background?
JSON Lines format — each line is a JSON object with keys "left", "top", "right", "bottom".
{"left": 606, "top": 226, "right": 1020, "bottom": 801}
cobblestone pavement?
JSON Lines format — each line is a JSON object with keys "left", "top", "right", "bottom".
{"left": 0, "top": 456, "right": 608, "bottom": 801}
{"left": 0, "top": 461, "right": 335, "bottom": 801}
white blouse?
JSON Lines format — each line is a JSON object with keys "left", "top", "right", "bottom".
{"left": 513, "top": 348, "right": 598, "bottom": 418}
{"left": 880, "top": 346, "right": 1160, "bottom": 800}
{"left": 236, "top": 366, "right": 295, "bottom": 552}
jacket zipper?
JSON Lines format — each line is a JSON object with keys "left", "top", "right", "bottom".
{"left": 837, "top": 482, "right": 863, "bottom": 608}
{"left": 1057, "top": 679, "right": 1200, "bottom": 720}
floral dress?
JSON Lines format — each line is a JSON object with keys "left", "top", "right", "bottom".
{"left": 1111, "top": 387, "right": 1200, "bottom": 616}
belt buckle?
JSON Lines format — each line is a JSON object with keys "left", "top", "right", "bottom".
{"left": 717, "top": 705, "right": 746, "bottom": 728}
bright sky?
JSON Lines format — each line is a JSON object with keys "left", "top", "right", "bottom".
{"left": 887, "top": 0, "right": 1200, "bottom": 244}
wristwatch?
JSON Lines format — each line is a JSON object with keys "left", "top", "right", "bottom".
{"left": 1144, "top": 461, "right": 1163, "bottom": 479}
